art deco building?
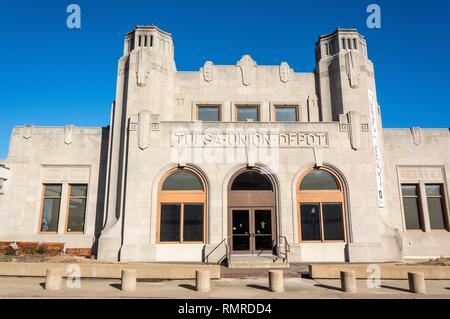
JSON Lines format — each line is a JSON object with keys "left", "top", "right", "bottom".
{"left": 0, "top": 26, "right": 449, "bottom": 266}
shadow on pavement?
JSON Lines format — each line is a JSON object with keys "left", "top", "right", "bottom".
{"left": 313, "top": 283, "right": 342, "bottom": 292}
{"left": 246, "top": 284, "right": 270, "bottom": 291}
{"left": 110, "top": 283, "right": 122, "bottom": 290}
{"left": 179, "top": 284, "right": 197, "bottom": 291}
{"left": 380, "top": 285, "right": 410, "bottom": 293}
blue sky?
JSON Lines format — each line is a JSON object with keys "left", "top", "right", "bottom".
{"left": 0, "top": 0, "right": 449, "bottom": 158}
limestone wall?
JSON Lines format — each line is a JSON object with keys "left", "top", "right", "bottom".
{"left": 383, "top": 128, "right": 450, "bottom": 258}
{"left": 0, "top": 125, "right": 108, "bottom": 249}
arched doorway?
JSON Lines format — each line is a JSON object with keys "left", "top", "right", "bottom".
{"left": 228, "top": 169, "right": 276, "bottom": 255}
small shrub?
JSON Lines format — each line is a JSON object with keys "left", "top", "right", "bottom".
{"left": 4, "top": 246, "right": 17, "bottom": 256}
{"left": 18, "top": 246, "right": 42, "bottom": 256}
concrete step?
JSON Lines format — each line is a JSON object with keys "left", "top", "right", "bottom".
{"left": 228, "top": 255, "right": 289, "bottom": 269}
{"left": 0, "top": 262, "right": 221, "bottom": 280}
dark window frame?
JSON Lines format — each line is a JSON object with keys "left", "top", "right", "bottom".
{"left": 274, "top": 105, "right": 299, "bottom": 122}
{"left": 65, "top": 184, "right": 88, "bottom": 234}
{"left": 196, "top": 105, "right": 222, "bottom": 122}
{"left": 401, "top": 184, "right": 425, "bottom": 231}
{"left": 426, "top": 184, "right": 449, "bottom": 231}
{"left": 159, "top": 202, "right": 205, "bottom": 243}
{"left": 39, "top": 184, "right": 62, "bottom": 234}
{"left": 235, "top": 105, "right": 260, "bottom": 122}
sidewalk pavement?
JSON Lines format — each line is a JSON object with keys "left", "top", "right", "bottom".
{"left": 0, "top": 277, "right": 449, "bottom": 299}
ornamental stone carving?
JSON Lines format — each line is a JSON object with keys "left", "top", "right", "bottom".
{"left": 339, "top": 114, "right": 349, "bottom": 132}
{"left": 345, "top": 51, "right": 359, "bottom": 89}
{"left": 203, "top": 61, "right": 214, "bottom": 82}
{"left": 348, "top": 111, "right": 361, "bottom": 150}
{"left": 279, "top": 62, "right": 290, "bottom": 83}
{"left": 237, "top": 55, "right": 256, "bottom": 86}
{"left": 23, "top": 125, "right": 33, "bottom": 139}
{"left": 411, "top": 127, "right": 422, "bottom": 146}
{"left": 138, "top": 110, "right": 151, "bottom": 150}
{"left": 151, "top": 114, "right": 160, "bottom": 131}
{"left": 64, "top": 125, "right": 74, "bottom": 145}
{"left": 136, "top": 49, "right": 150, "bottom": 87}
{"left": 307, "top": 94, "right": 319, "bottom": 122}
{"left": 313, "top": 147, "right": 324, "bottom": 167}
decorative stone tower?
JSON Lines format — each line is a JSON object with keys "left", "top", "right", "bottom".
{"left": 315, "top": 29, "right": 399, "bottom": 261}
{"left": 315, "top": 28, "right": 376, "bottom": 121}
{"left": 97, "top": 26, "right": 176, "bottom": 261}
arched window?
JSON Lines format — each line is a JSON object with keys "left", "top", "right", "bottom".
{"left": 297, "top": 168, "right": 346, "bottom": 242}
{"left": 231, "top": 171, "right": 273, "bottom": 191}
{"left": 158, "top": 168, "right": 206, "bottom": 243}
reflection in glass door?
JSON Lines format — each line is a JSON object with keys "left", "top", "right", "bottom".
{"left": 231, "top": 208, "right": 274, "bottom": 254}
{"left": 232, "top": 210, "right": 250, "bottom": 252}
{"left": 254, "top": 209, "right": 273, "bottom": 252}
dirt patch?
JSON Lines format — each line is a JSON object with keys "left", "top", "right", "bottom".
{"left": 404, "top": 258, "right": 450, "bottom": 267}
{"left": 0, "top": 252, "right": 95, "bottom": 263}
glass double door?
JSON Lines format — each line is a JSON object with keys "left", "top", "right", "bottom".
{"left": 231, "top": 208, "right": 275, "bottom": 254}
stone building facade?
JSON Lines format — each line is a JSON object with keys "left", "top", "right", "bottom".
{"left": 0, "top": 26, "right": 449, "bottom": 265}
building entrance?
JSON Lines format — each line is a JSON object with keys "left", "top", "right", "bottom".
{"left": 228, "top": 169, "right": 276, "bottom": 255}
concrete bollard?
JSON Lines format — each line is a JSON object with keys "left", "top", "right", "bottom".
{"left": 268, "top": 270, "right": 284, "bottom": 292}
{"left": 121, "top": 269, "right": 137, "bottom": 292}
{"left": 408, "top": 272, "right": 426, "bottom": 294}
{"left": 45, "top": 269, "right": 62, "bottom": 290}
{"left": 340, "top": 271, "right": 357, "bottom": 293}
{"left": 196, "top": 270, "right": 211, "bottom": 292}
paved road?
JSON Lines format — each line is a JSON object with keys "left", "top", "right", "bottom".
{"left": 0, "top": 277, "right": 449, "bottom": 298}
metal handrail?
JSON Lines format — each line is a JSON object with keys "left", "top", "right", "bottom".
{"left": 202, "top": 238, "right": 226, "bottom": 264}
{"left": 278, "top": 236, "right": 290, "bottom": 263}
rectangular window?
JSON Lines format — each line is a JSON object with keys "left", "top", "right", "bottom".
{"left": 160, "top": 204, "right": 181, "bottom": 242}
{"left": 236, "top": 105, "right": 259, "bottom": 122}
{"left": 300, "top": 203, "right": 344, "bottom": 242}
{"left": 426, "top": 184, "right": 447, "bottom": 230}
{"left": 183, "top": 204, "right": 204, "bottom": 242}
{"left": 160, "top": 203, "right": 205, "bottom": 243}
{"left": 275, "top": 106, "right": 298, "bottom": 122}
{"left": 197, "top": 105, "right": 220, "bottom": 121}
{"left": 322, "top": 203, "right": 344, "bottom": 241}
{"left": 40, "top": 184, "right": 62, "bottom": 233}
{"left": 66, "top": 185, "right": 88, "bottom": 233}
{"left": 401, "top": 184, "right": 423, "bottom": 230}
{"left": 300, "top": 203, "right": 321, "bottom": 241}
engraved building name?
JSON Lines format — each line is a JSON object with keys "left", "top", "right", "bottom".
{"left": 171, "top": 132, "right": 329, "bottom": 148}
